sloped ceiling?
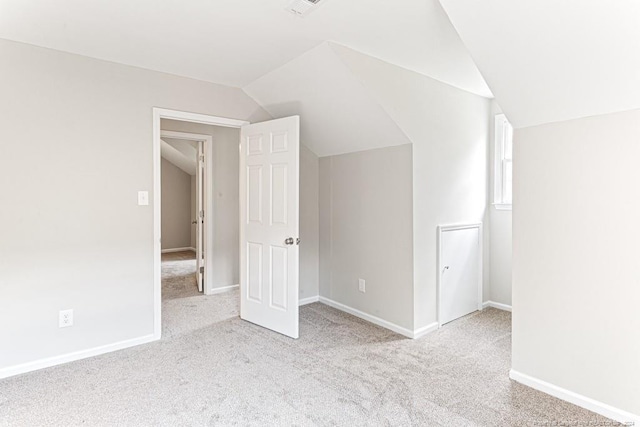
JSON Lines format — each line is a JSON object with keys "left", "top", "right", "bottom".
{"left": 331, "top": 44, "right": 490, "bottom": 146}
{"left": 438, "top": 0, "right": 640, "bottom": 128}
{"left": 161, "top": 138, "right": 197, "bottom": 175}
{"left": 245, "top": 42, "right": 489, "bottom": 157}
{"left": 244, "top": 43, "right": 413, "bottom": 157}
{"left": 0, "top": 0, "right": 491, "bottom": 97}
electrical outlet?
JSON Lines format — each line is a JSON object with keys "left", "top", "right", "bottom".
{"left": 358, "top": 279, "right": 366, "bottom": 293}
{"left": 59, "top": 309, "right": 73, "bottom": 328}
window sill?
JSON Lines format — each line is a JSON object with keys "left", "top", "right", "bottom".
{"left": 493, "top": 203, "right": 512, "bottom": 211}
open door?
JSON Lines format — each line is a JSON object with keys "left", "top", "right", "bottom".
{"left": 196, "top": 140, "right": 204, "bottom": 293}
{"left": 240, "top": 116, "right": 300, "bottom": 338}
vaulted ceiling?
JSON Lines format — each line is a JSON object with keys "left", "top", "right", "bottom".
{"left": 0, "top": 0, "right": 491, "bottom": 97}
{"left": 438, "top": 0, "right": 640, "bottom": 128}
{"left": 2, "top": 0, "right": 634, "bottom": 154}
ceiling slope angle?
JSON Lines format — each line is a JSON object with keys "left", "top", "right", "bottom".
{"left": 438, "top": 0, "right": 640, "bottom": 128}
{"left": 0, "top": 0, "right": 492, "bottom": 96}
{"left": 329, "top": 43, "right": 492, "bottom": 149}
{"left": 243, "top": 42, "right": 413, "bottom": 157}
{"left": 161, "top": 138, "right": 197, "bottom": 175}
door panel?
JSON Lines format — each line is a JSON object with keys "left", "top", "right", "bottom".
{"left": 240, "top": 116, "right": 300, "bottom": 338}
{"left": 439, "top": 225, "right": 481, "bottom": 325}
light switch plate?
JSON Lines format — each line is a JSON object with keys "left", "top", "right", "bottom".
{"left": 138, "top": 191, "right": 149, "bottom": 206}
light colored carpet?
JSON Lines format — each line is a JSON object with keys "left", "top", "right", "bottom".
{"left": 0, "top": 253, "right": 610, "bottom": 426}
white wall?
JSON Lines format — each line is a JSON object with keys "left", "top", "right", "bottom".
{"left": 411, "top": 101, "right": 490, "bottom": 329}
{"left": 161, "top": 158, "right": 192, "bottom": 250}
{"left": 0, "top": 39, "right": 270, "bottom": 373}
{"left": 488, "top": 101, "right": 512, "bottom": 306}
{"left": 319, "top": 144, "right": 414, "bottom": 330}
{"left": 512, "top": 108, "right": 640, "bottom": 418}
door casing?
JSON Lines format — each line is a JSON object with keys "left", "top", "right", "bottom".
{"left": 436, "top": 223, "right": 483, "bottom": 327}
{"left": 153, "top": 108, "right": 248, "bottom": 339}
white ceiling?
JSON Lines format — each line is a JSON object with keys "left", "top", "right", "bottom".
{"left": 245, "top": 42, "right": 412, "bottom": 157}
{"left": 0, "top": 0, "right": 492, "bottom": 96}
{"left": 439, "top": 0, "right": 640, "bottom": 128}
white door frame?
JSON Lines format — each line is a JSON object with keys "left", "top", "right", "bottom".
{"left": 436, "top": 222, "right": 483, "bottom": 327}
{"left": 153, "top": 108, "right": 249, "bottom": 339}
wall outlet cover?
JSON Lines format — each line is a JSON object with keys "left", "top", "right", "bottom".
{"left": 59, "top": 309, "right": 73, "bottom": 328}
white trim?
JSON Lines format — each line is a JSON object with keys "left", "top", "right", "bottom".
{"left": 153, "top": 108, "right": 249, "bottom": 339}
{"left": 160, "top": 130, "right": 212, "bottom": 142}
{"left": 413, "top": 322, "right": 440, "bottom": 339}
{"left": 510, "top": 370, "right": 640, "bottom": 424}
{"left": 299, "top": 296, "right": 320, "bottom": 306}
{"left": 0, "top": 334, "right": 156, "bottom": 380}
{"left": 318, "top": 297, "right": 437, "bottom": 339}
{"left": 436, "top": 222, "right": 483, "bottom": 327}
{"left": 155, "top": 109, "right": 249, "bottom": 128}
{"left": 492, "top": 203, "right": 512, "bottom": 211}
{"left": 161, "top": 247, "right": 196, "bottom": 254}
{"left": 207, "top": 284, "right": 239, "bottom": 295}
{"left": 482, "top": 301, "right": 512, "bottom": 312}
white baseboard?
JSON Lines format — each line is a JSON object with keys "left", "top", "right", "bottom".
{"left": 0, "top": 334, "right": 157, "bottom": 380}
{"left": 510, "top": 370, "right": 640, "bottom": 424}
{"left": 413, "top": 322, "right": 440, "bottom": 339}
{"left": 482, "top": 300, "right": 512, "bottom": 312}
{"left": 299, "top": 296, "right": 320, "bottom": 306}
{"left": 318, "top": 297, "right": 437, "bottom": 339}
{"left": 161, "top": 247, "right": 196, "bottom": 254}
{"left": 207, "top": 284, "right": 239, "bottom": 295}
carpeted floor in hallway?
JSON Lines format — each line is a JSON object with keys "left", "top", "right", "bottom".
{"left": 0, "top": 251, "right": 611, "bottom": 426}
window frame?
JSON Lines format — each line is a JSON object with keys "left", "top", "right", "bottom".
{"left": 493, "top": 114, "right": 513, "bottom": 210}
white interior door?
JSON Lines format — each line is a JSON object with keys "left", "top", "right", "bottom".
{"left": 196, "top": 140, "right": 204, "bottom": 293}
{"left": 240, "top": 116, "right": 300, "bottom": 339}
{"left": 439, "top": 224, "right": 482, "bottom": 325}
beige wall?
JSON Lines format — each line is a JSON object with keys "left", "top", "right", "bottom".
{"left": 319, "top": 144, "right": 414, "bottom": 330}
{"left": 513, "top": 108, "right": 640, "bottom": 417}
{"left": 0, "top": 38, "right": 270, "bottom": 372}
{"left": 300, "top": 145, "right": 320, "bottom": 300}
{"left": 191, "top": 176, "right": 196, "bottom": 247}
{"left": 329, "top": 44, "right": 492, "bottom": 330}
{"left": 161, "top": 158, "right": 192, "bottom": 250}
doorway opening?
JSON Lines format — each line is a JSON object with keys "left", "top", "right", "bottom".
{"left": 160, "top": 129, "right": 211, "bottom": 298}
{"left": 153, "top": 109, "right": 302, "bottom": 340}
{"left": 153, "top": 109, "right": 248, "bottom": 339}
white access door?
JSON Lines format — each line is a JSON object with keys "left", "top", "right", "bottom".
{"left": 240, "top": 116, "right": 300, "bottom": 339}
{"left": 439, "top": 224, "right": 482, "bottom": 325}
{"left": 196, "top": 140, "right": 204, "bottom": 293}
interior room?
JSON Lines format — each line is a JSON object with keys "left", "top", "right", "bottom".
{"left": 160, "top": 129, "right": 201, "bottom": 299}
{"left": 0, "top": 1, "right": 638, "bottom": 425}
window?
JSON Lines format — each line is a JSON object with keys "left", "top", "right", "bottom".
{"left": 494, "top": 114, "right": 513, "bottom": 209}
